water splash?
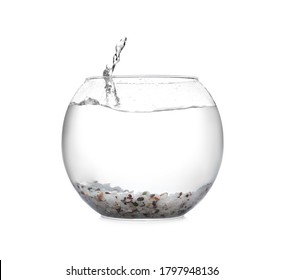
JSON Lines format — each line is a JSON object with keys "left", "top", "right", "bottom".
{"left": 103, "top": 37, "right": 127, "bottom": 107}
{"left": 103, "top": 37, "right": 127, "bottom": 77}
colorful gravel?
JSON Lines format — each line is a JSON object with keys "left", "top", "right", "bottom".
{"left": 74, "top": 182, "right": 212, "bottom": 219}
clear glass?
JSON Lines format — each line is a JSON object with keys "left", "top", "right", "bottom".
{"left": 62, "top": 76, "right": 223, "bottom": 219}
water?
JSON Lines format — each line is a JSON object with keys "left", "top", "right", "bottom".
{"left": 63, "top": 104, "right": 223, "bottom": 194}
{"left": 102, "top": 37, "right": 127, "bottom": 107}
{"left": 103, "top": 37, "right": 127, "bottom": 77}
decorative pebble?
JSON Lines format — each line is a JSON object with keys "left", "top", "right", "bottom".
{"left": 74, "top": 182, "right": 212, "bottom": 219}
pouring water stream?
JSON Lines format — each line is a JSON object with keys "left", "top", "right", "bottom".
{"left": 103, "top": 37, "right": 127, "bottom": 107}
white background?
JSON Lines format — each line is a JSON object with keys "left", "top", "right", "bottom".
{"left": 0, "top": 0, "right": 282, "bottom": 279}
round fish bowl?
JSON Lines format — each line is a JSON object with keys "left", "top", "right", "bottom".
{"left": 62, "top": 76, "right": 223, "bottom": 219}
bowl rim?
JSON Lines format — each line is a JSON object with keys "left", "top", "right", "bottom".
{"left": 85, "top": 75, "right": 199, "bottom": 81}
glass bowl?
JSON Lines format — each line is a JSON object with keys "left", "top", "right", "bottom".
{"left": 62, "top": 75, "right": 223, "bottom": 219}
